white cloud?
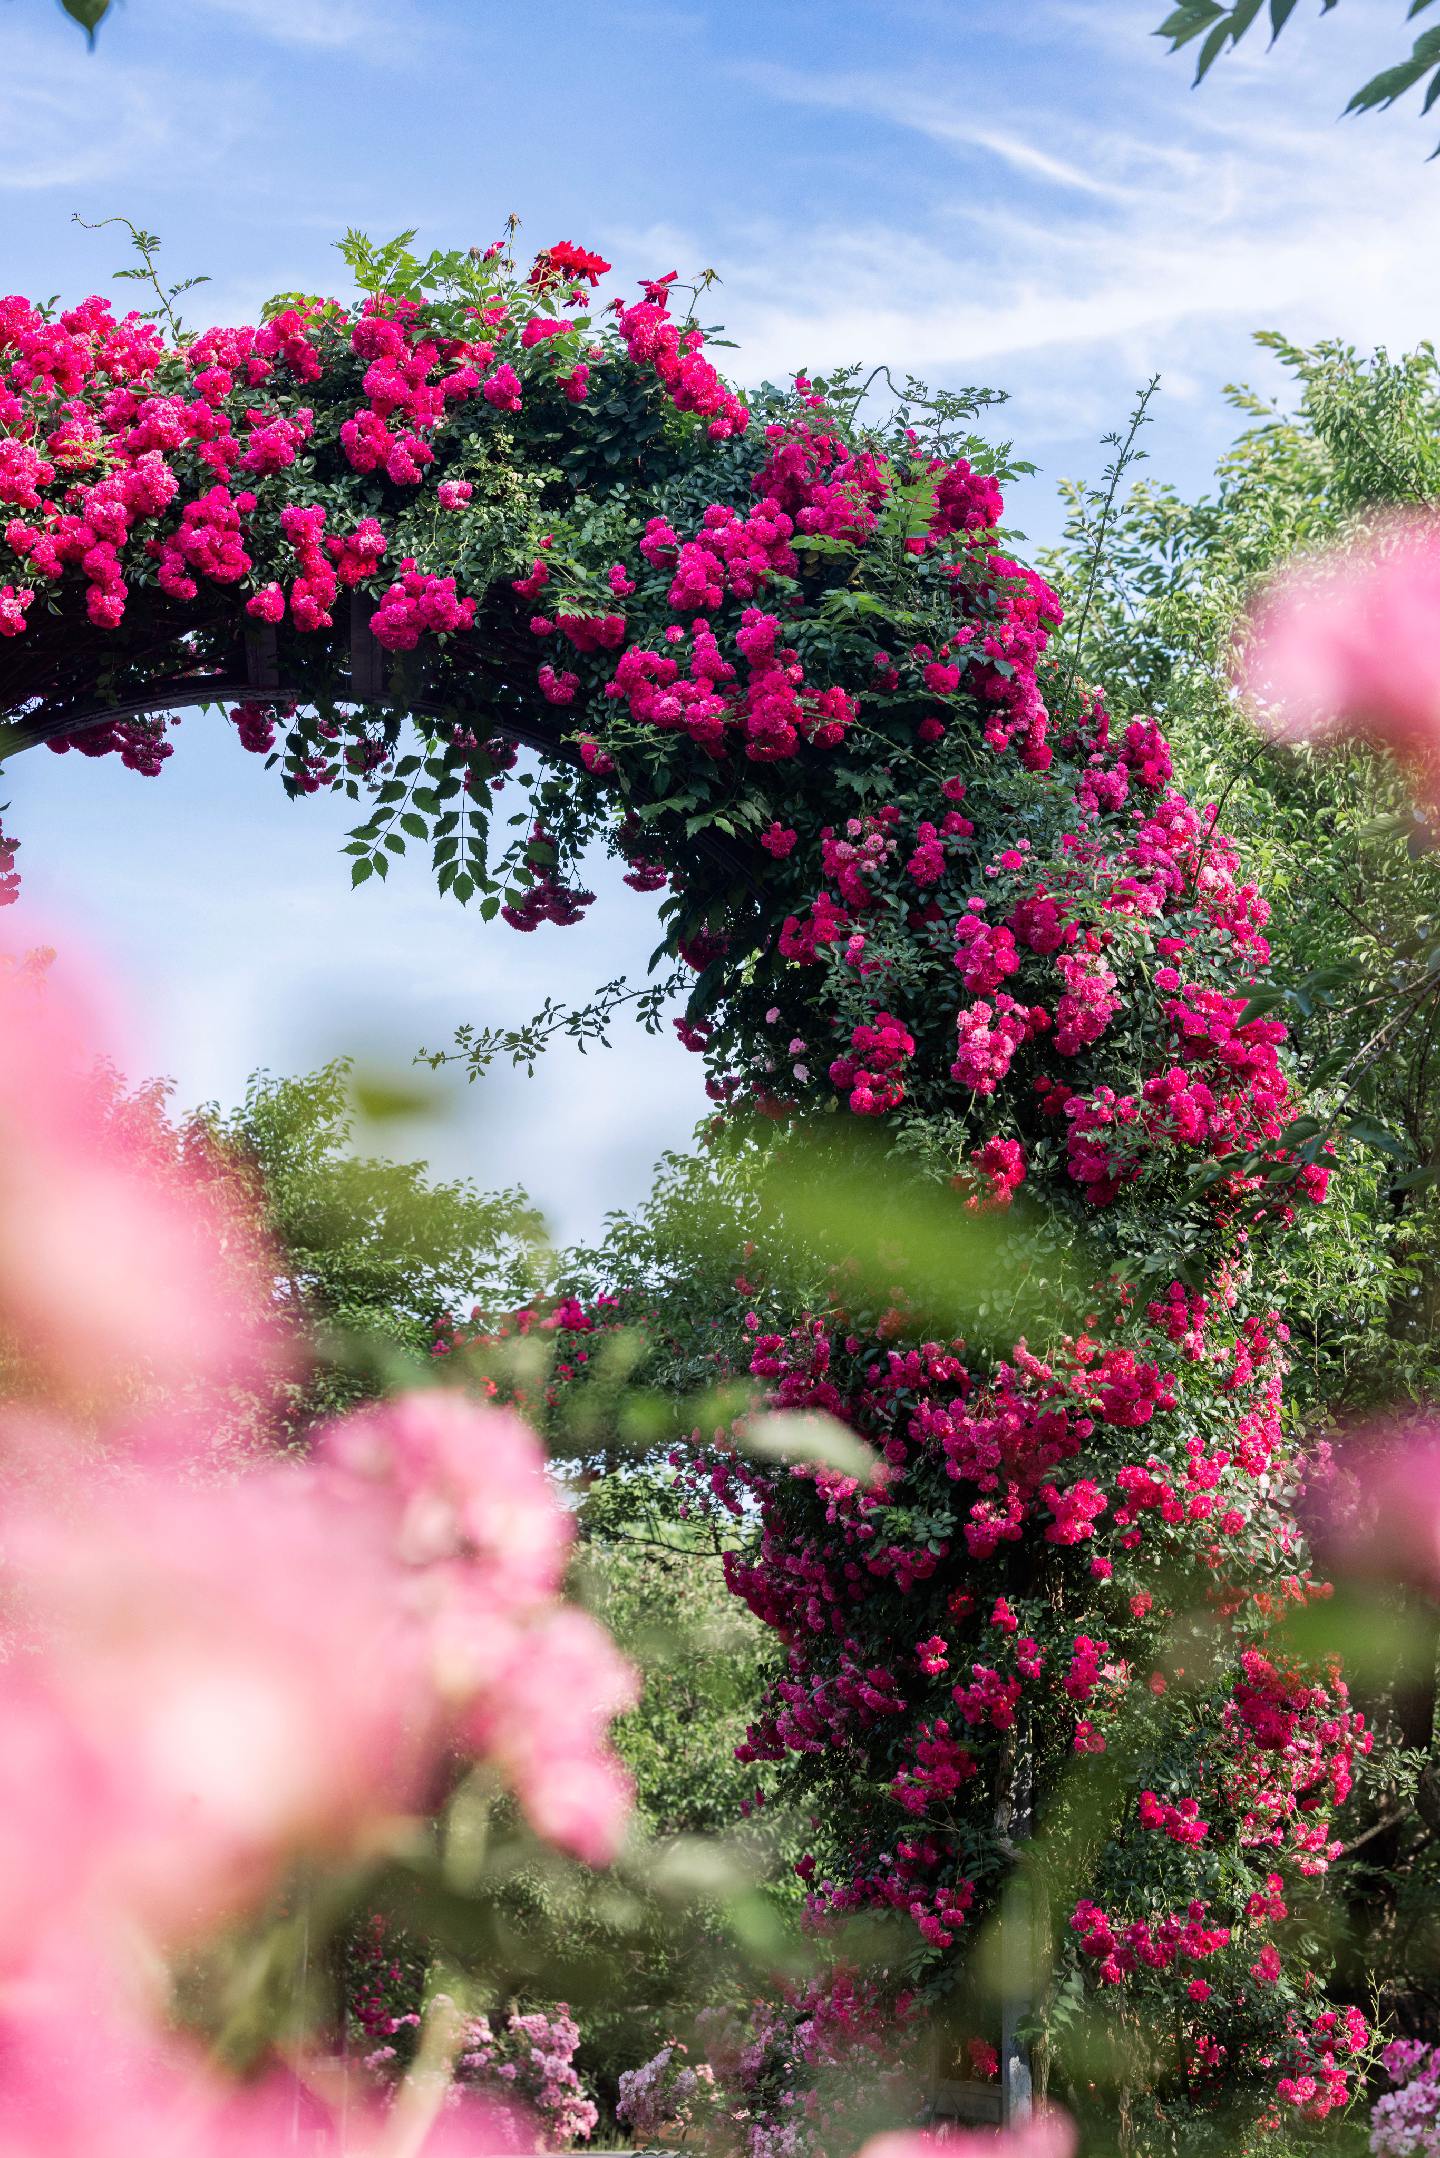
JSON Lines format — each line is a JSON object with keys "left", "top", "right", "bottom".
{"left": 737, "top": 62, "right": 1141, "bottom": 203}
{"left": 0, "top": 37, "right": 243, "bottom": 194}
{"left": 0, "top": 44, "right": 191, "bottom": 192}
{"left": 603, "top": 36, "right": 1439, "bottom": 519}
{"left": 188, "top": 0, "right": 394, "bottom": 50}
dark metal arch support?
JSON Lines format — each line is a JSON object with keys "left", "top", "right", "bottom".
{"left": 0, "top": 678, "right": 571, "bottom": 766}
{"left": 0, "top": 673, "right": 767, "bottom": 908}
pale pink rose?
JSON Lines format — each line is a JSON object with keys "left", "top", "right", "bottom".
{"left": 859, "top": 2110, "right": 1076, "bottom": 2158}
{"left": 3, "top": 1387, "right": 638, "bottom": 1962}
{"left": 328, "top": 1389, "right": 640, "bottom": 1865}
{"left": 485, "top": 1603, "right": 638, "bottom": 1864}
{"left": 6, "top": 1466, "right": 441, "bottom": 1951}
{"left": 436, "top": 1591, "right": 639, "bottom": 1866}
{"left": 1237, "top": 512, "right": 1440, "bottom": 807}
{"left": 0, "top": 1989, "right": 531, "bottom": 2155}
{"left": 0, "top": 957, "right": 272, "bottom": 1412}
{"left": 320, "top": 1389, "right": 573, "bottom": 1601}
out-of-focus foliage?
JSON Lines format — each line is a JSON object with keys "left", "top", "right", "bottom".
{"left": 584, "top": 1473, "right": 775, "bottom": 1843}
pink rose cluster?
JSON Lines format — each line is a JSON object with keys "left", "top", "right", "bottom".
{"left": 1372, "top": 2039, "right": 1440, "bottom": 2156}
{"left": 0, "top": 245, "right": 761, "bottom": 859}
{"left": 453, "top": 2002, "right": 599, "bottom": 2146}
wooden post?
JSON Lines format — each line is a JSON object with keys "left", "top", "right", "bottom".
{"left": 1000, "top": 1723, "right": 1035, "bottom": 2128}
{"left": 244, "top": 619, "right": 280, "bottom": 693}
{"left": 349, "top": 591, "right": 386, "bottom": 701}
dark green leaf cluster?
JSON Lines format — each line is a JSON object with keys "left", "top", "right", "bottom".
{"left": 1156, "top": 0, "right": 1440, "bottom": 154}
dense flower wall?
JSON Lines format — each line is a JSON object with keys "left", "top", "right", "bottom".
{"left": 0, "top": 239, "right": 1365, "bottom": 2145}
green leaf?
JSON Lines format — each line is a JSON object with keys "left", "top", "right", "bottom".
{"left": 59, "top": 0, "right": 112, "bottom": 39}
{"left": 741, "top": 1411, "right": 877, "bottom": 1481}
{"left": 1341, "top": 1114, "right": 1412, "bottom": 1162}
{"left": 1156, "top": 1, "right": 1226, "bottom": 50}
{"left": 351, "top": 857, "right": 374, "bottom": 888}
{"left": 349, "top": 1072, "right": 434, "bottom": 1123}
{"left": 1195, "top": 17, "right": 1237, "bottom": 81}
{"left": 1390, "top": 1162, "right": 1440, "bottom": 1192}
{"left": 1346, "top": 27, "right": 1440, "bottom": 114}
{"left": 399, "top": 812, "right": 428, "bottom": 840}
{"left": 1233, "top": 986, "right": 1292, "bottom": 1025}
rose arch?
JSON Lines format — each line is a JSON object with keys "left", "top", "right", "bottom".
{"left": 0, "top": 234, "right": 1369, "bottom": 2146}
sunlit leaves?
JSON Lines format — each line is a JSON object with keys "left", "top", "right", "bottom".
{"left": 1347, "top": 19, "right": 1440, "bottom": 149}
{"left": 742, "top": 1408, "right": 877, "bottom": 1479}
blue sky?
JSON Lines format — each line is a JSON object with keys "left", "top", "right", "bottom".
{"left": 5, "top": 0, "right": 1440, "bottom": 1242}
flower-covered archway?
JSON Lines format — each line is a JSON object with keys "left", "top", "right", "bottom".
{"left": 0, "top": 233, "right": 1367, "bottom": 2145}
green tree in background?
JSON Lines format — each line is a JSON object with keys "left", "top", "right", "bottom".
{"left": 197, "top": 1059, "right": 542, "bottom": 1426}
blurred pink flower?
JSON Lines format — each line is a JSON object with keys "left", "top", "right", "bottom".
{"left": 321, "top": 1388, "right": 639, "bottom": 1861}
{"left": 4, "top": 1386, "right": 640, "bottom": 1955}
{"left": 0, "top": 938, "right": 639, "bottom": 2140}
{"left": 1313, "top": 1421, "right": 1440, "bottom": 1596}
{"left": 447, "top": 1601, "right": 639, "bottom": 1865}
{"left": 0, "top": 956, "right": 272, "bottom": 1413}
{"left": 4, "top": 1466, "right": 440, "bottom": 1953}
{"left": 1237, "top": 512, "right": 1440, "bottom": 807}
{"left": 0, "top": 1989, "right": 529, "bottom": 2156}
{"left": 859, "top": 2111, "right": 1076, "bottom": 2158}
{"left": 320, "top": 1390, "right": 573, "bottom": 1601}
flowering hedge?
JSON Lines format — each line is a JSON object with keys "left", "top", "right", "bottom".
{"left": 0, "top": 236, "right": 1370, "bottom": 2146}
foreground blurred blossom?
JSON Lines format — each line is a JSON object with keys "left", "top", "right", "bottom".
{"left": 3, "top": 1470, "right": 437, "bottom": 1952}
{"left": 0, "top": 944, "right": 637, "bottom": 2148}
{"left": 1313, "top": 1422, "right": 1440, "bottom": 1596}
{"left": 322, "top": 1391, "right": 639, "bottom": 1866}
{"left": 859, "top": 2110, "right": 1076, "bottom": 2158}
{"left": 0, "top": 957, "right": 269, "bottom": 1407}
{"left": 1237, "top": 512, "right": 1440, "bottom": 808}
{"left": 2, "top": 1390, "right": 637, "bottom": 1961}
{"left": 0, "top": 1994, "right": 524, "bottom": 2157}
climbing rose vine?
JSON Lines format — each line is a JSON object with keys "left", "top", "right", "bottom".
{"left": 0, "top": 233, "right": 1371, "bottom": 2146}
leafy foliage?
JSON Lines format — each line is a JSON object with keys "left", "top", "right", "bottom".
{"left": 1155, "top": 0, "right": 1440, "bottom": 153}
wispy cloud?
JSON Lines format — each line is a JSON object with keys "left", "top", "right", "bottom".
{"left": 624, "top": 27, "right": 1440, "bottom": 484}
{"left": 738, "top": 62, "right": 1139, "bottom": 203}
{"left": 191, "top": 0, "right": 393, "bottom": 50}
{"left": 0, "top": 36, "right": 243, "bottom": 193}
